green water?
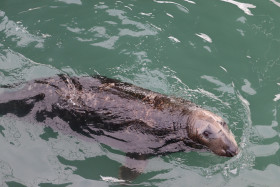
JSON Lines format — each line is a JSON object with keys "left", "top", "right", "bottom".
{"left": 0, "top": 0, "right": 279, "bottom": 186}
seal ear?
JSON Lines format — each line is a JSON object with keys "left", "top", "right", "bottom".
{"left": 119, "top": 153, "right": 149, "bottom": 182}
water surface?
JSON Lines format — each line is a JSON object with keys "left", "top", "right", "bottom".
{"left": 0, "top": 0, "right": 280, "bottom": 186}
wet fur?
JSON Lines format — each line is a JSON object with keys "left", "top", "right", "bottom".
{"left": 0, "top": 75, "right": 238, "bottom": 180}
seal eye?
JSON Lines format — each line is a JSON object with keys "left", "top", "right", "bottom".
{"left": 203, "top": 131, "right": 210, "bottom": 138}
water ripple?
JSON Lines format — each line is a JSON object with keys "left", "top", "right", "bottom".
{"left": 57, "top": 0, "right": 82, "bottom": 5}
{"left": 153, "top": 0, "right": 189, "bottom": 13}
{"left": 72, "top": 4, "right": 159, "bottom": 50}
{"left": 0, "top": 49, "right": 60, "bottom": 84}
{"left": 195, "top": 33, "right": 212, "bottom": 43}
{"left": 0, "top": 10, "right": 45, "bottom": 48}
{"left": 241, "top": 79, "right": 257, "bottom": 95}
{"left": 270, "top": 0, "right": 280, "bottom": 7}
{"left": 249, "top": 142, "right": 279, "bottom": 157}
{"left": 255, "top": 125, "right": 278, "bottom": 139}
{"left": 201, "top": 75, "right": 234, "bottom": 94}
{"left": 168, "top": 36, "right": 181, "bottom": 43}
{"left": 106, "top": 9, "right": 157, "bottom": 37}
{"left": 221, "top": 0, "right": 256, "bottom": 16}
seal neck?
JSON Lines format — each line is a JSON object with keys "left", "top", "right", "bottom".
{"left": 167, "top": 112, "right": 189, "bottom": 141}
{"left": 175, "top": 106, "right": 201, "bottom": 142}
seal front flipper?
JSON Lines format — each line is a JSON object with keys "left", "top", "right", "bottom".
{"left": 119, "top": 153, "right": 149, "bottom": 182}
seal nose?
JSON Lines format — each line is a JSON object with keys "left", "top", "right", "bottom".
{"left": 225, "top": 146, "right": 239, "bottom": 157}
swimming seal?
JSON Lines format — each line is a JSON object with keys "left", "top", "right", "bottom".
{"left": 0, "top": 75, "right": 239, "bottom": 179}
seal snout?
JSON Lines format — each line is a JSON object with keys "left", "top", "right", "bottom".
{"left": 225, "top": 146, "right": 239, "bottom": 157}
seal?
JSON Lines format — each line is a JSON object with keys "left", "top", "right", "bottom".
{"left": 0, "top": 75, "right": 239, "bottom": 180}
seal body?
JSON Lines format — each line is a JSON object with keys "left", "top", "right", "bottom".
{"left": 0, "top": 75, "right": 238, "bottom": 157}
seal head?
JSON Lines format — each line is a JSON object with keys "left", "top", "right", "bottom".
{"left": 187, "top": 109, "right": 239, "bottom": 157}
